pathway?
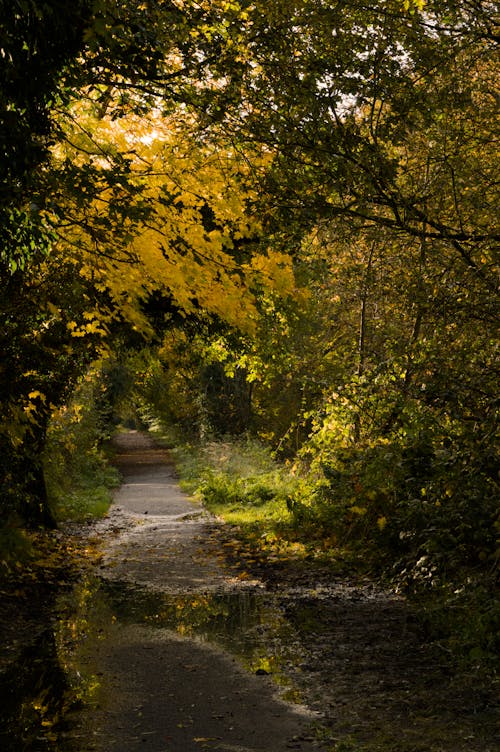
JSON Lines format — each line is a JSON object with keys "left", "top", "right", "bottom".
{"left": 64, "top": 431, "right": 499, "bottom": 752}
{"left": 68, "top": 431, "right": 324, "bottom": 752}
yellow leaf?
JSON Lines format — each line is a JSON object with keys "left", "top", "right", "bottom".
{"left": 350, "top": 505, "right": 367, "bottom": 516}
{"left": 28, "top": 391, "right": 46, "bottom": 402}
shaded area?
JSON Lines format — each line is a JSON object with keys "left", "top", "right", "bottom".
{"left": 0, "top": 551, "right": 81, "bottom": 752}
{"left": 282, "top": 593, "right": 500, "bottom": 751}
{"left": 0, "top": 628, "right": 69, "bottom": 752}
{"left": 1, "top": 431, "right": 498, "bottom": 752}
{"left": 64, "top": 622, "right": 317, "bottom": 752}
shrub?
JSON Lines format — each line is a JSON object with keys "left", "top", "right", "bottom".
{"left": 166, "top": 435, "right": 302, "bottom": 529}
{"left": 43, "top": 369, "right": 120, "bottom": 522}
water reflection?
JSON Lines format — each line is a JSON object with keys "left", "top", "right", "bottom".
{"left": 96, "top": 580, "right": 305, "bottom": 688}
{"left": 1, "top": 578, "right": 307, "bottom": 750}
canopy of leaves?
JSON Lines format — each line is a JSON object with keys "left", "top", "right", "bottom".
{"left": 1, "top": 0, "right": 498, "bottom": 619}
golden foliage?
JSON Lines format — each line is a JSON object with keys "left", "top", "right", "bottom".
{"left": 51, "top": 93, "right": 295, "bottom": 338}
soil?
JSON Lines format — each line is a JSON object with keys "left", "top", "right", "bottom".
{"left": 1, "top": 430, "right": 499, "bottom": 752}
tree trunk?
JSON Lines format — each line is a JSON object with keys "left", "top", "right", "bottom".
{"left": 20, "top": 453, "right": 57, "bottom": 529}
{"left": 0, "top": 429, "right": 57, "bottom": 529}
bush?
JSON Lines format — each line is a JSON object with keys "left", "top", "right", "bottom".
{"left": 43, "top": 369, "right": 120, "bottom": 522}
{"left": 289, "top": 402, "right": 499, "bottom": 665}
{"left": 165, "top": 436, "right": 302, "bottom": 529}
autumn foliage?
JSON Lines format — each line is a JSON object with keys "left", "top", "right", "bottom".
{"left": 0, "top": 1, "right": 498, "bottom": 656}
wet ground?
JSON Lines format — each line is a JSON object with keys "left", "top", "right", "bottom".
{"left": 1, "top": 431, "right": 498, "bottom": 751}
{"left": 58, "top": 431, "right": 323, "bottom": 752}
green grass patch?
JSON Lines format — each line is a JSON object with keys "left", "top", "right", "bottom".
{"left": 44, "top": 438, "right": 119, "bottom": 522}
{"left": 49, "top": 479, "right": 118, "bottom": 522}
{"left": 163, "top": 434, "right": 299, "bottom": 531}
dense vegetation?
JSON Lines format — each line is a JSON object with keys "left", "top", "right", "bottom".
{"left": 1, "top": 0, "right": 498, "bottom": 662}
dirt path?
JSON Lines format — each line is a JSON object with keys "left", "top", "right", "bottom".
{"left": 64, "top": 431, "right": 499, "bottom": 752}
{"left": 66, "top": 431, "right": 324, "bottom": 752}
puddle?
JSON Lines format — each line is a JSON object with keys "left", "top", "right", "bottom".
{"left": 62, "top": 577, "right": 308, "bottom": 699}
{"left": 115, "top": 580, "right": 306, "bottom": 683}
{"left": 1, "top": 577, "right": 310, "bottom": 751}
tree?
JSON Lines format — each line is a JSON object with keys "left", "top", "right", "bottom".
{"left": 0, "top": 9, "right": 296, "bottom": 525}
{"left": 0, "top": 0, "right": 92, "bottom": 269}
{"left": 0, "top": 0, "right": 94, "bottom": 524}
{"left": 162, "top": 0, "right": 499, "bottom": 581}
{"left": 1, "top": 0, "right": 497, "bottom": 554}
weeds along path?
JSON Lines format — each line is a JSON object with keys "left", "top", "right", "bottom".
{"left": 67, "top": 430, "right": 325, "bottom": 752}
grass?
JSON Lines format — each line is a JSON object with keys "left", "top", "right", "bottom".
{"left": 169, "top": 435, "right": 297, "bottom": 525}
{"left": 148, "top": 427, "right": 349, "bottom": 571}
{"left": 42, "top": 381, "right": 121, "bottom": 523}
{"left": 44, "top": 438, "right": 120, "bottom": 522}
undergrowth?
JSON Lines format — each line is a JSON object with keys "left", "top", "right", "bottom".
{"left": 149, "top": 424, "right": 353, "bottom": 570}
{"left": 43, "top": 373, "right": 120, "bottom": 522}
{"left": 165, "top": 433, "right": 296, "bottom": 528}
{"left": 151, "top": 425, "right": 295, "bottom": 531}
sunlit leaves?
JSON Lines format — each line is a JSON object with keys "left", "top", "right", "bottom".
{"left": 50, "top": 93, "right": 295, "bottom": 339}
